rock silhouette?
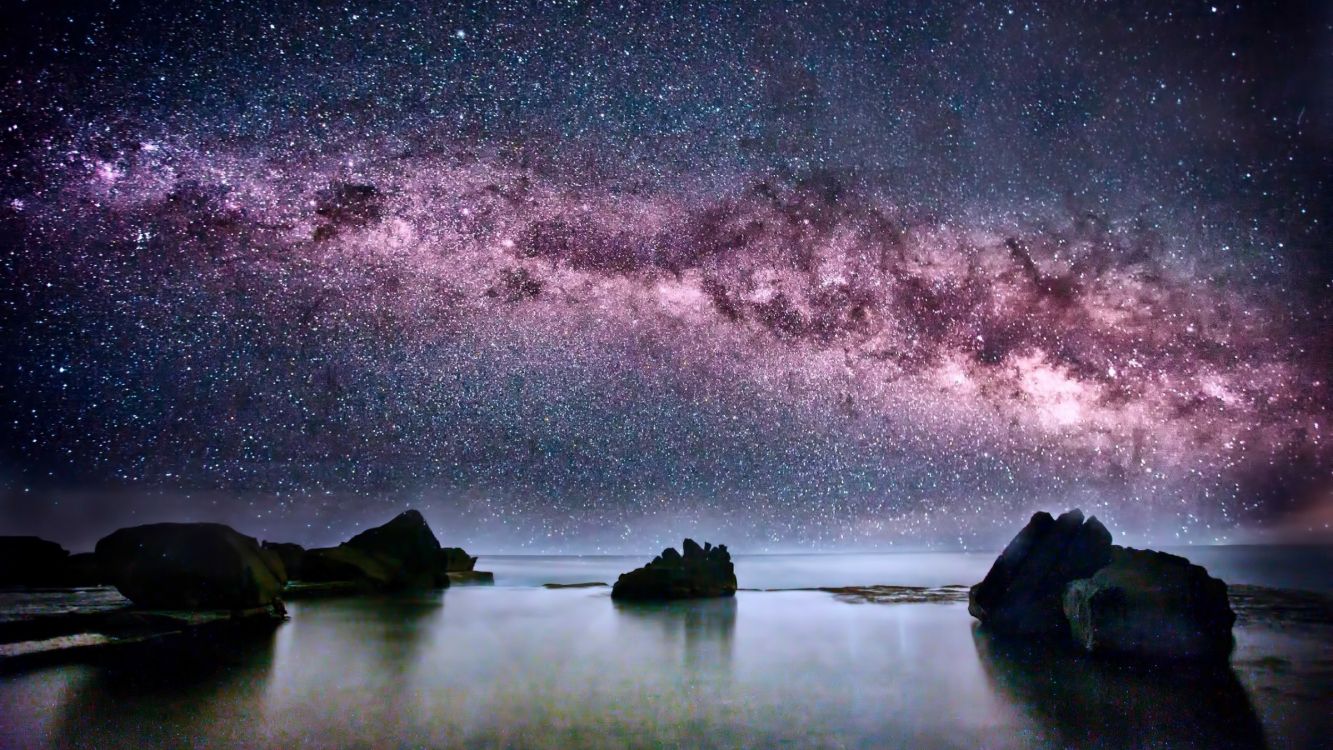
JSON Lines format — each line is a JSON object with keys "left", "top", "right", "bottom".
{"left": 299, "top": 510, "right": 447, "bottom": 591}
{"left": 1064, "top": 546, "right": 1236, "bottom": 660}
{"left": 611, "top": 539, "right": 737, "bottom": 600}
{"left": 969, "top": 509, "right": 1112, "bottom": 635}
{"left": 0, "top": 536, "right": 72, "bottom": 587}
{"left": 972, "top": 510, "right": 1238, "bottom": 661}
{"left": 261, "top": 541, "right": 307, "bottom": 580}
{"left": 438, "top": 547, "right": 478, "bottom": 572}
{"left": 95, "top": 523, "right": 287, "bottom": 610}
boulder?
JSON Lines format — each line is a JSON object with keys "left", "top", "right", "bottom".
{"left": 262, "top": 541, "right": 307, "bottom": 580}
{"left": 611, "top": 539, "right": 737, "bottom": 600}
{"left": 969, "top": 509, "right": 1112, "bottom": 635}
{"left": 0, "top": 536, "right": 71, "bottom": 586}
{"left": 438, "top": 547, "right": 477, "bottom": 572}
{"left": 1063, "top": 546, "right": 1236, "bottom": 660}
{"left": 94, "top": 523, "right": 287, "bottom": 610}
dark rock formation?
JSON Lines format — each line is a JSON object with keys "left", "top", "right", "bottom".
{"left": 0, "top": 536, "right": 71, "bottom": 586}
{"left": 0, "top": 604, "right": 284, "bottom": 673}
{"left": 94, "top": 523, "right": 287, "bottom": 610}
{"left": 261, "top": 541, "right": 306, "bottom": 580}
{"left": 445, "top": 570, "right": 495, "bottom": 585}
{"left": 58, "top": 552, "right": 107, "bottom": 587}
{"left": 611, "top": 539, "right": 737, "bottom": 600}
{"left": 298, "top": 547, "right": 377, "bottom": 585}
{"left": 968, "top": 509, "right": 1112, "bottom": 635}
{"left": 297, "top": 510, "right": 447, "bottom": 591}
{"left": 438, "top": 547, "right": 478, "bottom": 572}
{"left": 1063, "top": 546, "right": 1236, "bottom": 660}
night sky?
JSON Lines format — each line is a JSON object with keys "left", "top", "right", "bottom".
{"left": 1, "top": 1, "right": 1328, "bottom": 553}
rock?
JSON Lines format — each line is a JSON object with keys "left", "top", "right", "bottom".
{"left": 262, "top": 541, "right": 307, "bottom": 580}
{"left": 341, "top": 510, "right": 443, "bottom": 590}
{"left": 1063, "top": 546, "right": 1236, "bottom": 660}
{"left": 445, "top": 570, "right": 494, "bottom": 585}
{"left": 297, "top": 510, "right": 447, "bottom": 591}
{"left": 299, "top": 546, "right": 381, "bottom": 585}
{"left": 969, "top": 509, "right": 1113, "bottom": 635}
{"left": 438, "top": 547, "right": 477, "bottom": 572}
{"left": 57, "top": 553, "right": 107, "bottom": 587}
{"left": 611, "top": 538, "right": 737, "bottom": 600}
{"left": 0, "top": 536, "right": 71, "bottom": 586}
{"left": 94, "top": 523, "right": 287, "bottom": 610}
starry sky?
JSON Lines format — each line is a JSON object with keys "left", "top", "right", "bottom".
{"left": 0, "top": 0, "right": 1329, "bottom": 553}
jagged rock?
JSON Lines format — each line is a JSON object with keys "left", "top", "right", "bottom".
{"left": 342, "top": 510, "right": 442, "bottom": 589}
{"left": 969, "top": 509, "right": 1112, "bottom": 635}
{"left": 1063, "top": 546, "right": 1236, "bottom": 660}
{"left": 262, "top": 541, "right": 307, "bottom": 580}
{"left": 0, "top": 536, "right": 71, "bottom": 586}
{"left": 297, "top": 510, "right": 447, "bottom": 591}
{"left": 438, "top": 547, "right": 477, "bottom": 572}
{"left": 94, "top": 523, "right": 287, "bottom": 610}
{"left": 611, "top": 538, "right": 737, "bottom": 600}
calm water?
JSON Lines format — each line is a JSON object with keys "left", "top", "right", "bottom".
{"left": 1, "top": 549, "right": 1329, "bottom": 749}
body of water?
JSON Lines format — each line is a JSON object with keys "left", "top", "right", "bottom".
{"left": 0, "top": 548, "right": 1329, "bottom": 749}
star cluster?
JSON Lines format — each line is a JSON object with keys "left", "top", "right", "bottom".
{"left": 0, "top": 1, "right": 1328, "bottom": 551}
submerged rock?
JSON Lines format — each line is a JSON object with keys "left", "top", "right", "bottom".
{"left": 611, "top": 539, "right": 737, "bottom": 600}
{"left": 0, "top": 536, "right": 71, "bottom": 586}
{"left": 968, "top": 509, "right": 1112, "bottom": 635}
{"left": 445, "top": 570, "right": 495, "bottom": 585}
{"left": 1063, "top": 546, "right": 1236, "bottom": 660}
{"left": 94, "top": 523, "right": 287, "bottom": 610}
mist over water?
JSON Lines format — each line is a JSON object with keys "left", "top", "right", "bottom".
{"left": 0, "top": 550, "right": 1328, "bottom": 749}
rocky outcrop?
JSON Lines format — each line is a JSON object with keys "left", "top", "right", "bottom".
{"left": 611, "top": 539, "right": 737, "bottom": 600}
{"left": 968, "top": 509, "right": 1112, "bottom": 636}
{"left": 261, "top": 541, "right": 306, "bottom": 580}
{"left": 972, "top": 510, "right": 1238, "bottom": 662}
{"left": 0, "top": 536, "right": 72, "bottom": 586}
{"left": 438, "top": 547, "right": 477, "bottom": 572}
{"left": 58, "top": 552, "right": 107, "bottom": 587}
{"left": 94, "top": 523, "right": 287, "bottom": 610}
{"left": 1, "top": 538, "right": 110, "bottom": 588}
{"left": 1063, "top": 546, "right": 1236, "bottom": 660}
{"left": 296, "top": 510, "right": 448, "bottom": 591}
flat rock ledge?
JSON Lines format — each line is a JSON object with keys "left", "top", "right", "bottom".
{"left": 0, "top": 603, "right": 285, "bottom": 674}
{"left": 445, "top": 571, "right": 495, "bottom": 585}
{"left": 785, "top": 585, "right": 970, "bottom": 605}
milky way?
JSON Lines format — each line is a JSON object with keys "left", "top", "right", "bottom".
{"left": 0, "top": 1, "right": 1328, "bottom": 551}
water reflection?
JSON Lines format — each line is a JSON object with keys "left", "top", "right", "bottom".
{"left": 51, "top": 626, "right": 279, "bottom": 748}
{"left": 612, "top": 597, "right": 736, "bottom": 670}
{"left": 973, "top": 625, "right": 1267, "bottom": 750}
